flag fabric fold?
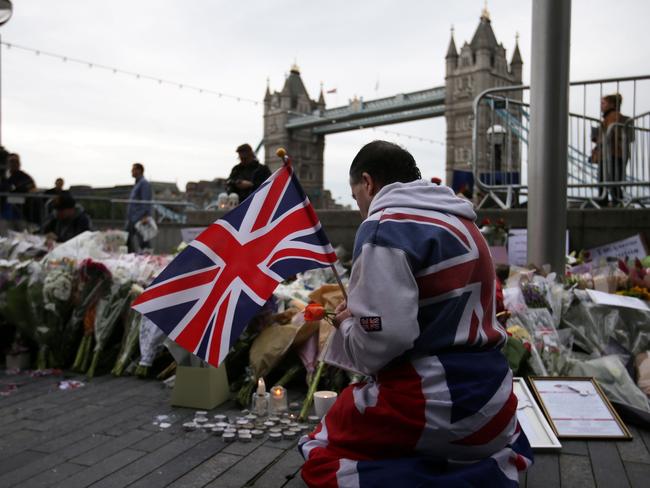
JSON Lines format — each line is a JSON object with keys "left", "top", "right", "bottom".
{"left": 133, "top": 164, "right": 337, "bottom": 367}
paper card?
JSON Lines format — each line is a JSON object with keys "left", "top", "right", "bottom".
{"left": 507, "top": 229, "right": 570, "bottom": 266}
{"left": 489, "top": 246, "right": 509, "bottom": 264}
{"left": 181, "top": 227, "right": 207, "bottom": 244}
{"left": 586, "top": 234, "right": 648, "bottom": 262}
{"left": 586, "top": 289, "right": 650, "bottom": 312}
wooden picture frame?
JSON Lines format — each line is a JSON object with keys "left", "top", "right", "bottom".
{"left": 528, "top": 377, "right": 632, "bottom": 440}
{"left": 513, "top": 377, "right": 562, "bottom": 450}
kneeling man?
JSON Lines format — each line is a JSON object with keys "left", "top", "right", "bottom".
{"left": 299, "top": 141, "right": 532, "bottom": 487}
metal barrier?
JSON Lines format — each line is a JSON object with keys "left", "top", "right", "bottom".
{"left": 0, "top": 191, "right": 197, "bottom": 229}
{"left": 472, "top": 75, "right": 650, "bottom": 208}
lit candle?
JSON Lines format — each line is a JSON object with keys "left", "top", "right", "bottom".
{"left": 313, "top": 391, "right": 338, "bottom": 418}
{"left": 257, "top": 378, "right": 266, "bottom": 395}
{"left": 252, "top": 377, "right": 270, "bottom": 416}
{"left": 269, "top": 385, "right": 288, "bottom": 414}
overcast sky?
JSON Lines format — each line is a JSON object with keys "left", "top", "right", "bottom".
{"left": 2, "top": 0, "right": 649, "bottom": 206}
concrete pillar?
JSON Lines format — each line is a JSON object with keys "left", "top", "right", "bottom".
{"left": 527, "top": 0, "right": 571, "bottom": 274}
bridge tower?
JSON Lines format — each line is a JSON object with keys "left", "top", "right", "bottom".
{"left": 263, "top": 64, "right": 326, "bottom": 208}
{"left": 444, "top": 7, "right": 523, "bottom": 189}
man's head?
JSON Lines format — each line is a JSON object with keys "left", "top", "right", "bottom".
{"left": 53, "top": 193, "right": 77, "bottom": 219}
{"left": 236, "top": 143, "right": 255, "bottom": 165}
{"left": 601, "top": 93, "right": 622, "bottom": 114}
{"left": 55, "top": 178, "right": 64, "bottom": 190}
{"left": 131, "top": 162, "right": 144, "bottom": 179}
{"left": 8, "top": 153, "right": 20, "bottom": 175}
{"left": 349, "top": 140, "right": 421, "bottom": 218}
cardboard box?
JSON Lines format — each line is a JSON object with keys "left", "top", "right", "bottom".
{"left": 5, "top": 352, "right": 31, "bottom": 370}
{"left": 170, "top": 363, "right": 230, "bottom": 410}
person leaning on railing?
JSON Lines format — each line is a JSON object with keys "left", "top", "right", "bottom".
{"left": 591, "top": 93, "right": 632, "bottom": 205}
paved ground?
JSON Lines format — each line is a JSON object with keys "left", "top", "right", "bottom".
{"left": 1, "top": 370, "right": 649, "bottom": 487}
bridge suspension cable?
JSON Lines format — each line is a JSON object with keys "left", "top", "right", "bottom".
{"left": 0, "top": 40, "right": 262, "bottom": 106}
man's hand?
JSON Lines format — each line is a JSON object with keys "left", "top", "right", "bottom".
{"left": 333, "top": 300, "right": 351, "bottom": 329}
{"left": 235, "top": 179, "right": 254, "bottom": 190}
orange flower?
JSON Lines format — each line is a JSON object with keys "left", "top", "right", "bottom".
{"left": 304, "top": 303, "right": 326, "bottom": 322}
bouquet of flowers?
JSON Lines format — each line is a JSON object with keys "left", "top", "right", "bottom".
{"left": 479, "top": 218, "right": 508, "bottom": 246}
{"left": 86, "top": 279, "right": 134, "bottom": 378}
{"left": 33, "top": 260, "right": 76, "bottom": 369}
{"left": 69, "top": 260, "right": 111, "bottom": 370}
{"left": 112, "top": 288, "right": 144, "bottom": 376}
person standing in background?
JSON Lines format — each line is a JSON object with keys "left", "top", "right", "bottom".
{"left": 126, "top": 162, "right": 153, "bottom": 252}
{"left": 226, "top": 143, "right": 271, "bottom": 203}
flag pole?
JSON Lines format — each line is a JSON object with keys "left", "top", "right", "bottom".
{"left": 276, "top": 147, "right": 349, "bottom": 420}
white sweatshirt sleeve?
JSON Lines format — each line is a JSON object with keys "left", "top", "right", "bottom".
{"left": 335, "top": 243, "right": 420, "bottom": 375}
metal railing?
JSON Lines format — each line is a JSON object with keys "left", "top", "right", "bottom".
{"left": 0, "top": 191, "right": 197, "bottom": 228}
{"left": 472, "top": 75, "right": 650, "bottom": 208}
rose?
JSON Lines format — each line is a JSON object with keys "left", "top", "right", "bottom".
{"left": 303, "top": 303, "right": 327, "bottom": 322}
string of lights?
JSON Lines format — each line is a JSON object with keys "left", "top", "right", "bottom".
{"left": 370, "top": 127, "right": 445, "bottom": 146}
{"left": 1, "top": 40, "right": 446, "bottom": 147}
{"left": 0, "top": 40, "right": 262, "bottom": 106}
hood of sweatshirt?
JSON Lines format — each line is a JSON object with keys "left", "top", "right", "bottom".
{"left": 367, "top": 180, "right": 476, "bottom": 221}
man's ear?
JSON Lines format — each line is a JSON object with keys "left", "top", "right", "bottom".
{"left": 361, "top": 172, "right": 377, "bottom": 196}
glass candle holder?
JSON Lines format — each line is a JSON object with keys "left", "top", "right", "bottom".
{"left": 269, "top": 385, "right": 288, "bottom": 414}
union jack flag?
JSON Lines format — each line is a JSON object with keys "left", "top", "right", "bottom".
{"left": 132, "top": 164, "right": 337, "bottom": 367}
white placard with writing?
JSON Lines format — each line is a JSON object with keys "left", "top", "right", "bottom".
{"left": 180, "top": 227, "right": 207, "bottom": 244}
{"left": 507, "top": 229, "right": 569, "bottom": 267}
{"left": 586, "top": 289, "right": 650, "bottom": 312}
{"left": 586, "top": 234, "right": 648, "bottom": 262}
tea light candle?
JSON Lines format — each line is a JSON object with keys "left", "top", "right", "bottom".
{"left": 252, "top": 378, "right": 270, "bottom": 416}
{"left": 289, "top": 401, "right": 301, "bottom": 412}
{"left": 313, "top": 391, "right": 338, "bottom": 418}
{"left": 212, "top": 426, "right": 224, "bottom": 435}
{"left": 269, "top": 385, "right": 288, "bottom": 414}
{"left": 263, "top": 421, "right": 275, "bottom": 428}
{"left": 282, "top": 430, "right": 298, "bottom": 440}
{"left": 268, "top": 416, "right": 281, "bottom": 423}
{"left": 236, "top": 419, "right": 248, "bottom": 426}
{"left": 195, "top": 410, "right": 208, "bottom": 417}
{"left": 297, "top": 424, "right": 310, "bottom": 432}
{"left": 307, "top": 415, "right": 320, "bottom": 424}
{"left": 223, "top": 432, "right": 236, "bottom": 442}
{"left": 194, "top": 416, "right": 208, "bottom": 424}
{"left": 269, "top": 432, "right": 282, "bottom": 441}
{"left": 182, "top": 422, "right": 197, "bottom": 432}
{"left": 245, "top": 414, "right": 258, "bottom": 421}
{"left": 269, "top": 427, "right": 282, "bottom": 434}
{"left": 213, "top": 414, "right": 228, "bottom": 423}
{"left": 216, "top": 422, "right": 230, "bottom": 429}
{"left": 239, "top": 433, "right": 252, "bottom": 442}
{"left": 251, "top": 429, "right": 264, "bottom": 439}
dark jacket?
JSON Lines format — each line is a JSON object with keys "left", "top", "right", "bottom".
{"left": 226, "top": 160, "right": 272, "bottom": 201}
{"left": 42, "top": 206, "right": 93, "bottom": 243}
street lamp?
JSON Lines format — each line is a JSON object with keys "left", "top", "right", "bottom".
{"left": 0, "top": 1, "right": 12, "bottom": 25}
{"left": 0, "top": 0, "right": 11, "bottom": 148}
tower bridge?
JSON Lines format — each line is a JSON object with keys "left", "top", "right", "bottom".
{"left": 263, "top": 9, "right": 522, "bottom": 207}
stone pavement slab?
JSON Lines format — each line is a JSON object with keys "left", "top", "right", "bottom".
{"left": 1, "top": 369, "right": 649, "bottom": 487}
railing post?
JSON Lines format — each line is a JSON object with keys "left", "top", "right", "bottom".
{"left": 527, "top": 0, "right": 571, "bottom": 275}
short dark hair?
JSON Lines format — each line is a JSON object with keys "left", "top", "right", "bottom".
{"left": 53, "top": 193, "right": 76, "bottom": 210}
{"left": 603, "top": 93, "right": 622, "bottom": 109}
{"left": 236, "top": 143, "right": 253, "bottom": 153}
{"left": 132, "top": 163, "right": 144, "bottom": 173}
{"left": 349, "top": 140, "right": 421, "bottom": 186}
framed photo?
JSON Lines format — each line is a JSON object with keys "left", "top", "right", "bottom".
{"left": 513, "top": 378, "right": 562, "bottom": 450}
{"left": 528, "top": 377, "right": 632, "bottom": 440}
